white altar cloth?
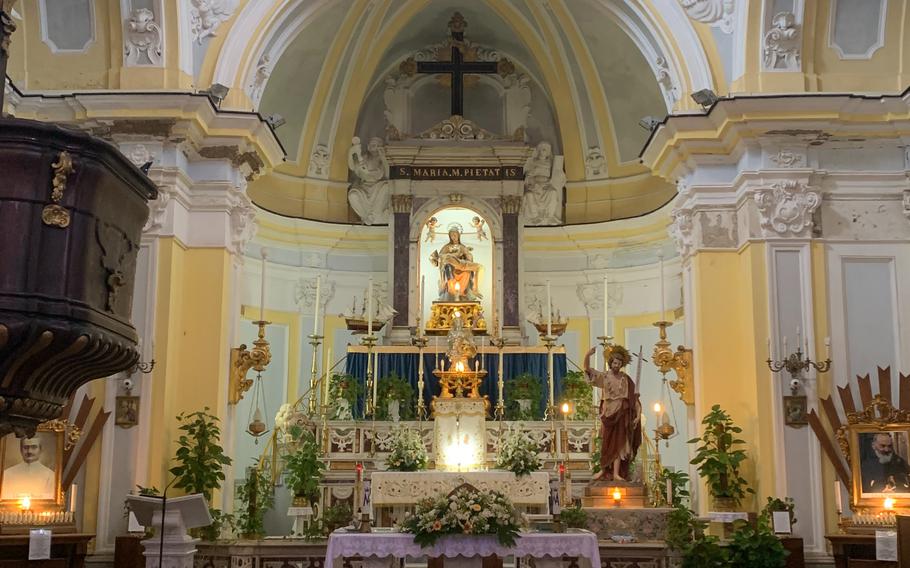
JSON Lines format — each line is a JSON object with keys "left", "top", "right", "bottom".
{"left": 371, "top": 471, "right": 550, "bottom": 506}
{"left": 325, "top": 530, "right": 600, "bottom": 568}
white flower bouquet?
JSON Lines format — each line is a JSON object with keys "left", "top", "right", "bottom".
{"left": 385, "top": 427, "right": 428, "bottom": 472}
{"left": 495, "top": 429, "right": 541, "bottom": 476}
{"left": 400, "top": 485, "right": 522, "bottom": 547}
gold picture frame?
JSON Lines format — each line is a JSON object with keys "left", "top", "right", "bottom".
{"left": 783, "top": 395, "right": 808, "bottom": 427}
{"left": 115, "top": 395, "right": 140, "bottom": 428}
{"left": 0, "top": 424, "right": 65, "bottom": 507}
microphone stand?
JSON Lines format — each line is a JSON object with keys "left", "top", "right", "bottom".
{"left": 149, "top": 477, "right": 179, "bottom": 568}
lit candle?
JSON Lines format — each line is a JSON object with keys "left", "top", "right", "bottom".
{"left": 884, "top": 497, "right": 895, "bottom": 510}
{"left": 612, "top": 488, "right": 622, "bottom": 505}
{"left": 313, "top": 275, "right": 321, "bottom": 336}
{"left": 603, "top": 275, "right": 609, "bottom": 337}
{"left": 546, "top": 281, "right": 552, "bottom": 336}
{"left": 367, "top": 277, "right": 373, "bottom": 336}
{"left": 658, "top": 253, "right": 665, "bottom": 318}
{"left": 259, "top": 248, "right": 268, "bottom": 321}
{"left": 561, "top": 402, "right": 570, "bottom": 453}
{"left": 834, "top": 481, "right": 843, "bottom": 512}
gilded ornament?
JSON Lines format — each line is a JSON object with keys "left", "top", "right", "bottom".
{"left": 42, "top": 151, "right": 75, "bottom": 228}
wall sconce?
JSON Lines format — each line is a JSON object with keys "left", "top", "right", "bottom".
{"left": 229, "top": 320, "right": 271, "bottom": 405}
{"left": 766, "top": 336, "right": 831, "bottom": 382}
{"left": 652, "top": 321, "right": 694, "bottom": 405}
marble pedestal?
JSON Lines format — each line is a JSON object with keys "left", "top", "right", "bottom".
{"left": 141, "top": 509, "right": 199, "bottom": 568}
{"left": 433, "top": 398, "right": 487, "bottom": 471}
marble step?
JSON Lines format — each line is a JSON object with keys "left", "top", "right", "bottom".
{"left": 581, "top": 494, "right": 647, "bottom": 508}
{"left": 584, "top": 484, "right": 645, "bottom": 497}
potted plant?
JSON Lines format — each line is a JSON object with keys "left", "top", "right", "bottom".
{"left": 727, "top": 517, "right": 789, "bottom": 568}
{"left": 504, "top": 373, "right": 543, "bottom": 420}
{"left": 385, "top": 427, "right": 428, "bottom": 471}
{"left": 559, "top": 502, "right": 589, "bottom": 529}
{"left": 168, "top": 408, "right": 233, "bottom": 540}
{"left": 495, "top": 429, "right": 541, "bottom": 476}
{"left": 561, "top": 371, "right": 595, "bottom": 420}
{"left": 376, "top": 372, "right": 415, "bottom": 421}
{"left": 665, "top": 505, "right": 728, "bottom": 568}
{"left": 235, "top": 465, "right": 275, "bottom": 540}
{"left": 329, "top": 373, "right": 362, "bottom": 420}
{"left": 688, "top": 404, "right": 753, "bottom": 511}
{"left": 761, "top": 496, "right": 797, "bottom": 531}
{"left": 321, "top": 503, "right": 353, "bottom": 535}
{"left": 654, "top": 467, "right": 690, "bottom": 508}
{"left": 284, "top": 430, "right": 326, "bottom": 513}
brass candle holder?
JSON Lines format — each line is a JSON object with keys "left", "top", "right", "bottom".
{"left": 491, "top": 335, "right": 506, "bottom": 421}
{"left": 229, "top": 320, "right": 271, "bottom": 405}
{"left": 651, "top": 321, "right": 693, "bottom": 405}
{"left": 411, "top": 331, "right": 429, "bottom": 421}
{"left": 307, "top": 333, "right": 323, "bottom": 416}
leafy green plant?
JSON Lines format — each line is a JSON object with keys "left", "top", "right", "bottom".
{"left": 665, "top": 505, "right": 728, "bottom": 568}
{"left": 169, "top": 408, "right": 232, "bottom": 502}
{"left": 321, "top": 503, "right": 353, "bottom": 535}
{"left": 559, "top": 503, "right": 588, "bottom": 529}
{"left": 196, "top": 509, "right": 235, "bottom": 542}
{"left": 504, "top": 373, "right": 543, "bottom": 420}
{"left": 727, "top": 517, "right": 789, "bottom": 568}
{"left": 656, "top": 467, "right": 691, "bottom": 508}
{"left": 762, "top": 496, "right": 797, "bottom": 528}
{"left": 684, "top": 534, "right": 728, "bottom": 568}
{"left": 235, "top": 466, "right": 275, "bottom": 539}
{"left": 329, "top": 374, "right": 363, "bottom": 415}
{"left": 665, "top": 505, "right": 696, "bottom": 551}
{"left": 283, "top": 430, "right": 326, "bottom": 507}
{"left": 689, "top": 404, "right": 753, "bottom": 508}
{"left": 560, "top": 371, "right": 595, "bottom": 420}
{"left": 376, "top": 372, "right": 415, "bottom": 420}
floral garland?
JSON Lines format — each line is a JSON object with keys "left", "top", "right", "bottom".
{"left": 400, "top": 486, "right": 522, "bottom": 547}
{"left": 385, "top": 427, "right": 428, "bottom": 472}
{"left": 495, "top": 429, "right": 541, "bottom": 476}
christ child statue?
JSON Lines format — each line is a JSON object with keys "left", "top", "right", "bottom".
{"left": 583, "top": 344, "right": 642, "bottom": 482}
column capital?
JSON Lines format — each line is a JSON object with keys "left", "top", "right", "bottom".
{"left": 391, "top": 194, "right": 413, "bottom": 213}
{"left": 500, "top": 195, "right": 522, "bottom": 214}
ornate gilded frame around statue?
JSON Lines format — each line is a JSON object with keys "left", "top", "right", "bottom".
{"left": 835, "top": 395, "right": 910, "bottom": 511}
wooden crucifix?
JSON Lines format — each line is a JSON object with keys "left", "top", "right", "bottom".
{"left": 416, "top": 12, "right": 499, "bottom": 117}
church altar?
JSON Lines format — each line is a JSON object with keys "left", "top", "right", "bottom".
{"left": 324, "top": 530, "right": 601, "bottom": 568}
{"left": 371, "top": 471, "right": 550, "bottom": 507}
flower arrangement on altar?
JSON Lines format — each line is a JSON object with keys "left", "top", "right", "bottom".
{"left": 400, "top": 485, "right": 523, "bottom": 547}
{"left": 274, "top": 403, "right": 314, "bottom": 443}
{"left": 328, "top": 373, "right": 363, "bottom": 420}
{"left": 495, "top": 428, "right": 541, "bottom": 476}
{"left": 385, "top": 427, "right": 428, "bottom": 472}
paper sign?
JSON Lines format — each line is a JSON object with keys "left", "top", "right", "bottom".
{"left": 772, "top": 511, "right": 791, "bottom": 534}
{"left": 28, "top": 529, "right": 51, "bottom": 560}
{"left": 875, "top": 530, "right": 897, "bottom": 561}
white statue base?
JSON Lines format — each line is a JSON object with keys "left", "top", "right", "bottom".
{"left": 433, "top": 398, "right": 486, "bottom": 471}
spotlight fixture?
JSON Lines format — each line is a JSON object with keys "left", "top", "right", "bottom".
{"left": 204, "top": 83, "right": 230, "bottom": 107}
{"left": 265, "top": 113, "right": 286, "bottom": 129}
{"left": 690, "top": 89, "right": 719, "bottom": 110}
{"left": 638, "top": 116, "right": 661, "bottom": 131}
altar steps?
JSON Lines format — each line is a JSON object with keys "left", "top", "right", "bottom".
{"left": 581, "top": 482, "right": 647, "bottom": 509}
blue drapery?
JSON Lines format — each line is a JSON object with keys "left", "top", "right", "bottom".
{"left": 345, "top": 352, "right": 568, "bottom": 418}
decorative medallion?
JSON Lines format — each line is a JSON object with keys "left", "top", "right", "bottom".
{"left": 42, "top": 151, "right": 75, "bottom": 228}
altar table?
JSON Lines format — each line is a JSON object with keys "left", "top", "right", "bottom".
{"left": 325, "top": 530, "right": 600, "bottom": 568}
{"left": 371, "top": 471, "right": 550, "bottom": 507}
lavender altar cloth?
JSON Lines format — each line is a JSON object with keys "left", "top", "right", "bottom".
{"left": 325, "top": 530, "right": 601, "bottom": 568}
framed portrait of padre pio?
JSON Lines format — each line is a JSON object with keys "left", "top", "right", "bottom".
{"left": 0, "top": 426, "right": 64, "bottom": 505}
{"left": 849, "top": 426, "right": 910, "bottom": 507}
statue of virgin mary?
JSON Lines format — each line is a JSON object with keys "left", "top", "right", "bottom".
{"left": 430, "top": 226, "right": 483, "bottom": 302}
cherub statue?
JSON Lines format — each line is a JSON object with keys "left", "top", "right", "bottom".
{"left": 471, "top": 216, "right": 488, "bottom": 241}
{"left": 424, "top": 217, "right": 439, "bottom": 242}
{"left": 124, "top": 8, "right": 162, "bottom": 66}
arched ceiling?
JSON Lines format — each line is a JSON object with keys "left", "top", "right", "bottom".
{"left": 239, "top": 0, "right": 709, "bottom": 222}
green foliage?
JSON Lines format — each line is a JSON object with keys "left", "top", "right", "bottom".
{"left": 688, "top": 404, "right": 753, "bottom": 507}
{"left": 683, "top": 534, "right": 728, "bottom": 568}
{"left": 376, "top": 372, "right": 415, "bottom": 420}
{"left": 727, "top": 517, "right": 789, "bottom": 568}
{"left": 283, "top": 430, "right": 326, "bottom": 504}
{"left": 235, "top": 466, "right": 275, "bottom": 539}
{"left": 590, "top": 434, "right": 602, "bottom": 475}
{"left": 136, "top": 485, "right": 160, "bottom": 496}
{"left": 558, "top": 502, "right": 589, "bottom": 529}
{"left": 665, "top": 505, "right": 728, "bottom": 568}
{"left": 329, "top": 374, "right": 363, "bottom": 411}
{"left": 656, "top": 467, "right": 691, "bottom": 508}
{"left": 169, "top": 408, "right": 232, "bottom": 502}
{"left": 762, "top": 496, "right": 797, "bottom": 527}
{"left": 504, "top": 373, "right": 543, "bottom": 420}
{"left": 560, "top": 371, "right": 595, "bottom": 420}
{"left": 195, "top": 508, "right": 235, "bottom": 541}
{"left": 321, "top": 503, "right": 354, "bottom": 535}
{"left": 665, "top": 505, "right": 697, "bottom": 551}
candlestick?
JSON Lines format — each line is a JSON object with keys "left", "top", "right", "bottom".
{"left": 435, "top": 336, "right": 439, "bottom": 370}
{"left": 603, "top": 275, "right": 609, "bottom": 337}
{"left": 546, "top": 281, "right": 553, "bottom": 337}
{"left": 313, "top": 276, "right": 321, "bottom": 335}
{"left": 658, "top": 253, "right": 665, "bottom": 318}
{"left": 259, "top": 248, "right": 268, "bottom": 321}
{"left": 834, "top": 481, "right": 843, "bottom": 512}
{"left": 480, "top": 336, "right": 485, "bottom": 371}
{"left": 367, "top": 277, "right": 373, "bottom": 335}
{"left": 324, "top": 347, "right": 332, "bottom": 408}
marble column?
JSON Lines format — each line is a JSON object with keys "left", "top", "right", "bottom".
{"left": 391, "top": 195, "right": 412, "bottom": 327}
{"left": 500, "top": 196, "right": 521, "bottom": 327}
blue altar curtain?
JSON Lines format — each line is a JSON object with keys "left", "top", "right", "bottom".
{"left": 345, "top": 352, "right": 567, "bottom": 418}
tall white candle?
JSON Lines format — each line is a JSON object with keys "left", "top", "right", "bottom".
{"left": 658, "top": 253, "right": 665, "bottom": 318}
{"left": 825, "top": 336, "right": 831, "bottom": 359}
{"left": 313, "top": 276, "right": 321, "bottom": 335}
{"left": 419, "top": 275, "right": 425, "bottom": 335}
{"left": 796, "top": 326, "right": 802, "bottom": 351}
{"left": 546, "top": 281, "right": 552, "bottom": 336}
{"left": 324, "top": 347, "right": 332, "bottom": 406}
{"left": 783, "top": 336, "right": 788, "bottom": 354}
{"left": 834, "top": 481, "right": 843, "bottom": 511}
{"left": 603, "top": 275, "right": 609, "bottom": 337}
{"left": 480, "top": 336, "right": 485, "bottom": 370}
{"left": 372, "top": 352, "right": 378, "bottom": 404}
{"left": 259, "top": 249, "right": 268, "bottom": 321}
{"left": 367, "top": 277, "right": 374, "bottom": 335}
{"left": 497, "top": 310, "right": 503, "bottom": 337}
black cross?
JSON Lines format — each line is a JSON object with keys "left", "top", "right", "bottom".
{"left": 416, "top": 29, "right": 498, "bottom": 117}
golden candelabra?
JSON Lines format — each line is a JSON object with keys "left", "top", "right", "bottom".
{"left": 491, "top": 335, "right": 506, "bottom": 421}
{"left": 651, "top": 321, "right": 694, "bottom": 405}
{"left": 541, "top": 335, "right": 557, "bottom": 420}
{"left": 361, "top": 334, "right": 378, "bottom": 418}
{"left": 411, "top": 331, "right": 429, "bottom": 421}
{"left": 229, "top": 320, "right": 271, "bottom": 405}
{"left": 307, "top": 333, "right": 323, "bottom": 416}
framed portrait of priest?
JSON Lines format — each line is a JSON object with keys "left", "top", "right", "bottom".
{"left": 0, "top": 427, "right": 64, "bottom": 506}
{"left": 850, "top": 427, "right": 910, "bottom": 508}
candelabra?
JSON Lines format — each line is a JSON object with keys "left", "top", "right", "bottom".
{"left": 308, "top": 333, "right": 323, "bottom": 416}
{"left": 766, "top": 343, "right": 831, "bottom": 381}
{"left": 361, "top": 334, "right": 378, "bottom": 418}
{"left": 411, "top": 331, "right": 428, "bottom": 421}
{"left": 129, "top": 358, "right": 156, "bottom": 375}
{"left": 651, "top": 321, "right": 694, "bottom": 405}
{"left": 229, "top": 320, "right": 271, "bottom": 405}
{"left": 491, "top": 335, "right": 506, "bottom": 421}
{"left": 541, "top": 335, "right": 557, "bottom": 421}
